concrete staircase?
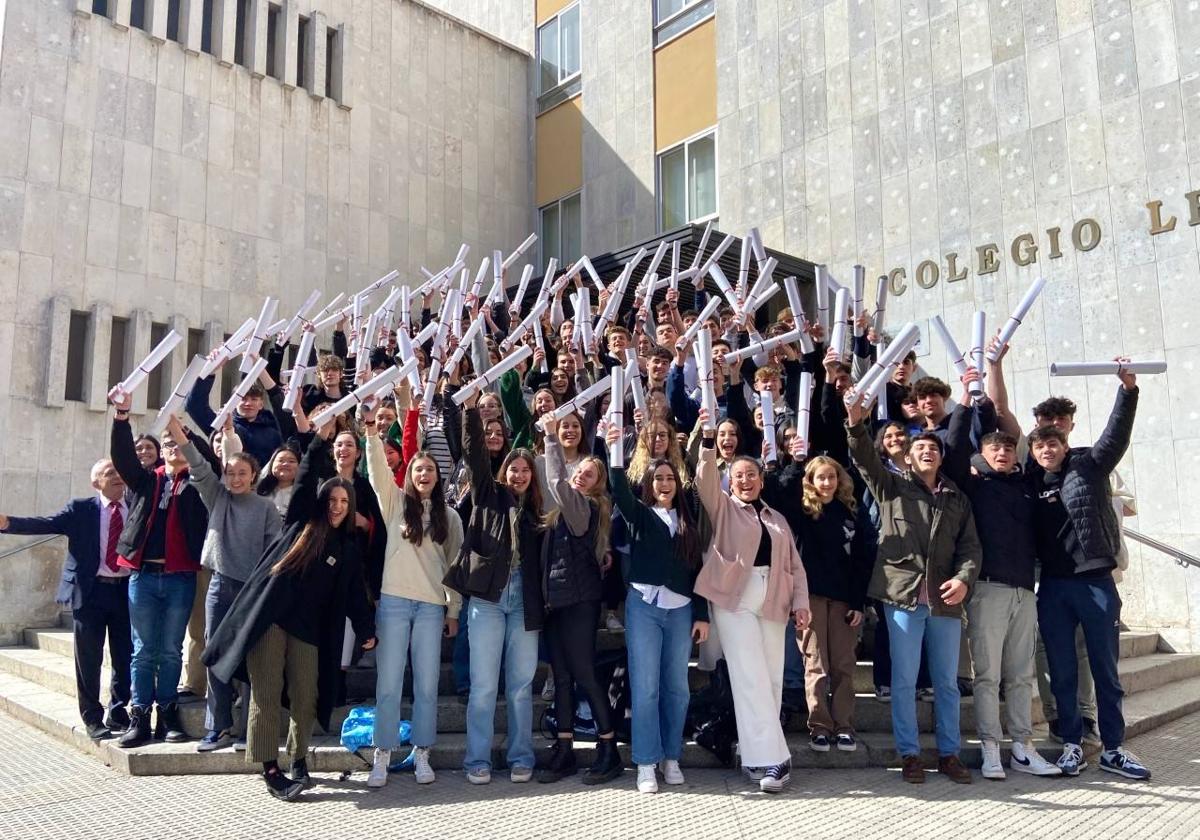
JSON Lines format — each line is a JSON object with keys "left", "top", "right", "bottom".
{"left": 2, "top": 619, "right": 1198, "bottom": 776}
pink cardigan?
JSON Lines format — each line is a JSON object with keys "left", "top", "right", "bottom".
{"left": 694, "top": 445, "right": 810, "bottom": 623}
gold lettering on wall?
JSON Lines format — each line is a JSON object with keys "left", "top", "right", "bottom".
{"left": 1046, "top": 226, "right": 1063, "bottom": 259}
{"left": 945, "top": 252, "right": 968, "bottom": 282}
{"left": 888, "top": 267, "right": 907, "bottom": 296}
{"left": 1012, "top": 233, "right": 1038, "bottom": 267}
{"left": 1186, "top": 190, "right": 1200, "bottom": 227}
{"left": 916, "top": 260, "right": 939, "bottom": 289}
{"left": 1072, "top": 218, "right": 1101, "bottom": 251}
{"left": 1146, "top": 200, "right": 1178, "bottom": 235}
{"left": 977, "top": 244, "right": 1000, "bottom": 275}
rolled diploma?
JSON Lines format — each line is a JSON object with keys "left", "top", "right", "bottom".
{"left": 454, "top": 243, "right": 471, "bottom": 268}
{"left": 399, "top": 287, "right": 411, "bottom": 330}
{"left": 310, "top": 363, "right": 410, "bottom": 428}
{"left": 420, "top": 358, "right": 443, "bottom": 415}
{"left": 782, "top": 276, "right": 815, "bottom": 354}
{"left": 708, "top": 264, "right": 739, "bottom": 311}
{"left": 354, "top": 270, "right": 400, "bottom": 303}
{"left": 625, "top": 359, "right": 647, "bottom": 421}
{"left": 119, "top": 329, "right": 183, "bottom": 394}
{"left": 355, "top": 312, "right": 379, "bottom": 377}
{"left": 698, "top": 234, "right": 737, "bottom": 280}
{"left": 690, "top": 220, "right": 714, "bottom": 270}
{"left": 149, "top": 353, "right": 206, "bottom": 435}
{"left": 761, "top": 391, "right": 778, "bottom": 463}
{"left": 815, "top": 265, "right": 830, "bottom": 331}
{"left": 374, "top": 286, "right": 403, "bottom": 322}
{"left": 736, "top": 236, "right": 751, "bottom": 303}
{"left": 747, "top": 257, "right": 779, "bottom": 303}
{"left": 412, "top": 321, "right": 438, "bottom": 347}
{"left": 240, "top": 297, "right": 279, "bottom": 373}
{"left": 608, "top": 365, "right": 625, "bottom": 469}
{"left": 446, "top": 313, "right": 486, "bottom": 371}
{"left": 970, "top": 311, "right": 987, "bottom": 381}
{"left": 534, "top": 257, "right": 559, "bottom": 307}
{"left": 669, "top": 241, "right": 681, "bottom": 293}
{"left": 1049, "top": 361, "right": 1167, "bottom": 376}
{"left": 852, "top": 322, "right": 920, "bottom": 402}
{"left": 748, "top": 227, "right": 767, "bottom": 264}
{"left": 643, "top": 240, "right": 670, "bottom": 288}
{"left": 211, "top": 357, "right": 269, "bottom": 431}
{"left": 512, "top": 263, "right": 535, "bottom": 309}
{"left": 310, "top": 292, "right": 346, "bottom": 326}
{"left": 501, "top": 233, "right": 538, "bottom": 270}
{"left": 469, "top": 257, "right": 490, "bottom": 304}
{"left": 676, "top": 298, "right": 723, "bottom": 349}
{"left": 853, "top": 265, "right": 866, "bottom": 337}
{"left": 696, "top": 328, "right": 717, "bottom": 431}
{"left": 577, "top": 287, "right": 592, "bottom": 353}
{"left": 539, "top": 374, "right": 612, "bottom": 426}
{"left": 393, "top": 329, "right": 422, "bottom": 392}
{"left": 277, "top": 289, "right": 323, "bottom": 345}
{"left": 283, "top": 329, "right": 317, "bottom": 414}
{"left": 873, "top": 275, "right": 888, "bottom": 333}
{"left": 201, "top": 318, "right": 256, "bottom": 378}
{"left": 532, "top": 317, "right": 548, "bottom": 372}
{"left": 796, "top": 372, "right": 813, "bottom": 456}
{"left": 743, "top": 282, "right": 780, "bottom": 316}
{"left": 723, "top": 328, "right": 804, "bottom": 363}
{"left": 988, "top": 276, "right": 1047, "bottom": 362}
{"left": 829, "top": 287, "right": 851, "bottom": 362}
{"left": 310, "top": 302, "right": 354, "bottom": 333}
{"left": 452, "top": 345, "right": 534, "bottom": 406}
{"left": 486, "top": 250, "right": 504, "bottom": 305}
{"left": 929, "top": 314, "right": 976, "bottom": 394}
{"left": 500, "top": 298, "right": 550, "bottom": 352}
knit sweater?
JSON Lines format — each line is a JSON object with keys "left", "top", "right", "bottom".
{"left": 181, "top": 442, "right": 282, "bottom": 582}
{"left": 365, "top": 434, "right": 464, "bottom": 618}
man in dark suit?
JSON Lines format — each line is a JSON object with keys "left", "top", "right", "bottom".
{"left": 0, "top": 460, "right": 133, "bottom": 740}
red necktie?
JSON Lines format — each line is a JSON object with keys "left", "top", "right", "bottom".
{"left": 106, "top": 502, "right": 123, "bottom": 572}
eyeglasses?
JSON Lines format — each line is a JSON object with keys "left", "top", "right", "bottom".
{"left": 162, "top": 441, "right": 179, "bottom": 450}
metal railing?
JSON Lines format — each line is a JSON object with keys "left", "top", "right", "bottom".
{"left": 1124, "top": 528, "right": 1200, "bottom": 570}
{"left": 0, "top": 534, "right": 62, "bottom": 561}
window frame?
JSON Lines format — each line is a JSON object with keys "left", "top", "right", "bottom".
{"left": 538, "top": 191, "right": 583, "bottom": 268}
{"left": 653, "top": 0, "right": 715, "bottom": 48}
{"left": 536, "top": 2, "right": 582, "bottom": 113}
{"left": 656, "top": 128, "right": 719, "bottom": 232}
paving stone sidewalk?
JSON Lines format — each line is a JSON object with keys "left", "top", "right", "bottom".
{"left": 2, "top": 709, "right": 1199, "bottom": 840}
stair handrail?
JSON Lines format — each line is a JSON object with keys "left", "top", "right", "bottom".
{"left": 1124, "top": 528, "right": 1200, "bottom": 570}
{"left": 0, "top": 534, "right": 62, "bottom": 561}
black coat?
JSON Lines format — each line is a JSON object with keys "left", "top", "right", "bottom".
{"left": 443, "top": 407, "right": 546, "bottom": 631}
{"left": 201, "top": 435, "right": 375, "bottom": 731}
{"left": 542, "top": 505, "right": 602, "bottom": 610}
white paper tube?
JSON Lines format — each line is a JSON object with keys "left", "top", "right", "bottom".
{"left": 749, "top": 227, "right": 767, "bottom": 264}
{"left": 500, "top": 297, "right": 551, "bottom": 352}
{"left": 419, "top": 358, "right": 443, "bottom": 416}
{"left": 782, "top": 276, "right": 816, "bottom": 353}
{"left": 857, "top": 323, "right": 920, "bottom": 405}
{"left": 501, "top": 233, "right": 538, "bottom": 270}
{"left": 452, "top": 345, "right": 534, "bottom": 406}
{"left": 238, "top": 298, "right": 279, "bottom": 374}
{"left": 277, "top": 289, "right": 323, "bottom": 345}
{"left": 577, "top": 287, "right": 593, "bottom": 354}
{"left": 468, "top": 257, "right": 490, "bottom": 304}
{"left": 374, "top": 286, "right": 403, "bottom": 322}
{"left": 929, "top": 314, "right": 977, "bottom": 395}
{"left": 853, "top": 265, "right": 866, "bottom": 338}
{"left": 539, "top": 374, "right": 612, "bottom": 426}
{"left": 532, "top": 317, "right": 548, "bottom": 372}
{"left": 148, "top": 354, "right": 207, "bottom": 435}
{"left": 971, "top": 311, "right": 987, "bottom": 381}
{"left": 310, "top": 302, "right": 354, "bottom": 333}
{"left": 283, "top": 329, "right": 317, "bottom": 414}
{"left": 669, "top": 241, "right": 681, "bottom": 293}
{"left": 644, "top": 240, "right": 670, "bottom": 288}
{"left": 512, "top": 263, "right": 535, "bottom": 310}
{"left": 748, "top": 257, "right": 779, "bottom": 304}
{"left": 988, "top": 276, "right": 1048, "bottom": 362}
{"left": 698, "top": 234, "right": 737, "bottom": 280}
{"left": 412, "top": 321, "right": 438, "bottom": 347}
{"left": 310, "top": 292, "right": 346, "bottom": 326}
{"left": 211, "top": 357, "right": 269, "bottom": 431}
{"left": 393, "top": 328, "right": 422, "bottom": 391}
{"left": 118, "top": 329, "right": 183, "bottom": 394}
{"left": 815, "top": 265, "right": 830, "bottom": 331}
{"left": 708, "top": 264, "right": 739, "bottom": 309}
{"left": 310, "top": 362, "right": 412, "bottom": 428}
{"left": 354, "top": 270, "right": 400, "bottom": 303}
{"left": 690, "top": 220, "right": 714, "bottom": 270}
{"left": 676, "top": 297, "right": 723, "bottom": 349}
{"left": 1049, "top": 360, "right": 1167, "bottom": 377}
{"left": 796, "top": 371, "right": 813, "bottom": 457}
{"left": 744, "top": 282, "right": 781, "bottom": 317}
{"left": 608, "top": 365, "right": 625, "bottom": 469}
{"left": 696, "top": 328, "right": 717, "bottom": 432}
{"left": 829, "top": 287, "right": 852, "bottom": 363}
{"left": 760, "top": 391, "right": 778, "bottom": 464}
{"left": 873, "top": 275, "right": 888, "bottom": 333}
{"left": 722, "top": 328, "right": 804, "bottom": 363}
{"left": 737, "top": 236, "right": 751, "bottom": 304}
{"left": 399, "top": 287, "right": 412, "bottom": 331}
{"left": 454, "top": 243, "right": 470, "bottom": 268}
{"left": 447, "top": 314, "right": 487, "bottom": 371}
{"left": 355, "top": 312, "right": 379, "bottom": 377}
{"left": 535, "top": 257, "right": 559, "bottom": 306}
{"left": 200, "top": 318, "right": 256, "bottom": 378}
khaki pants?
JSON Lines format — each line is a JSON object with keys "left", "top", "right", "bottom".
{"left": 966, "top": 580, "right": 1037, "bottom": 743}
{"left": 800, "top": 595, "right": 859, "bottom": 736}
{"left": 182, "top": 568, "right": 211, "bottom": 695}
{"left": 245, "top": 624, "right": 319, "bottom": 764}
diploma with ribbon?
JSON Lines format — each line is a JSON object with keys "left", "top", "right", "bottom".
{"left": 537, "top": 373, "right": 612, "bottom": 429}
{"left": 988, "top": 276, "right": 1047, "bottom": 361}
{"left": 148, "top": 353, "right": 206, "bottom": 435}
{"left": 451, "top": 345, "right": 534, "bottom": 406}
{"left": 608, "top": 365, "right": 626, "bottom": 469}
{"left": 117, "top": 329, "right": 183, "bottom": 396}
{"left": 212, "top": 357, "right": 269, "bottom": 431}
{"left": 760, "top": 390, "right": 777, "bottom": 464}
{"left": 1049, "top": 360, "right": 1166, "bottom": 376}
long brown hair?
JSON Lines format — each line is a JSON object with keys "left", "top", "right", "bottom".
{"left": 548, "top": 455, "right": 611, "bottom": 550}
{"left": 271, "top": 477, "right": 357, "bottom": 576}
{"left": 498, "top": 447, "right": 544, "bottom": 527}
{"left": 639, "top": 458, "right": 701, "bottom": 568}
{"left": 402, "top": 453, "right": 449, "bottom": 547}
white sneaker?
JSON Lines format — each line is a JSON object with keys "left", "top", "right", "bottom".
{"left": 367, "top": 748, "right": 390, "bottom": 788}
{"left": 467, "top": 767, "right": 492, "bottom": 785}
{"left": 605, "top": 610, "right": 624, "bottom": 632}
{"left": 659, "top": 759, "right": 684, "bottom": 785}
{"left": 980, "top": 740, "right": 1005, "bottom": 780}
{"left": 636, "top": 764, "right": 658, "bottom": 793}
{"left": 413, "top": 746, "right": 435, "bottom": 784}
{"left": 1010, "top": 742, "right": 1063, "bottom": 777}
{"left": 510, "top": 765, "right": 533, "bottom": 783}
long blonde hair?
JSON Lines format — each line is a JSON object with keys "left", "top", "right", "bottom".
{"left": 801, "top": 456, "right": 857, "bottom": 519}
{"left": 628, "top": 420, "right": 689, "bottom": 486}
{"left": 549, "top": 455, "right": 612, "bottom": 553}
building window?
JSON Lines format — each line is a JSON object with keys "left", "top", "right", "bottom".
{"left": 92, "top": 0, "right": 109, "bottom": 16}
{"left": 107, "top": 317, "right": 130, "bottom": 391}
{"left": 539, "top": 192, "right": 582, "bottom": 267}
{"left": 297, "top": 15, "right": 310, "bottom": 90}
{"left": 234, "top": 0, "right": 250, "bottom": 68}
{"left": 201, "top": 0, "right": 214, "bottom": 55}
{"left": 658, "top": 130, "right": 717, "bottom": 230}
{"left": 654, "top": 0, "right": 714, "bottom": 46}
{"left": 536, "top": 3, "right": 581, "bottom": 113}
{"left": 265, "top": 3, "right": 281, "bottom": 80}
{"left": 147, "top": 322, "right": 169, "bottom": 410}
{"left": 325, "top": 27, "right": 336, "bottom": 97}
{"left": 167, "top": 0, "right": 181, "bottom": 42}
{"left": 130, "top": 0, "right": 147, "bottom": 31}
{"left": 187, "top": 328, "right": 206, "bottom": 360}
{"left": 64, "top": 311, "right": 90, "bottom": 404}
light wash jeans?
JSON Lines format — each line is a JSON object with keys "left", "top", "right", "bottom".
{"left": 373, "top": 594, "right": 446, "bottom": 749}
{"left": 884, "top": 603, "right": 962, "bottom": 757}
{"left": 463, "top": 571, "right": 539, "bottom": 771}
{"left": 624, "top": 588, "right": 693, "bottom": 766}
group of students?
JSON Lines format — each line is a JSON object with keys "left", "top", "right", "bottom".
{"left": 0, "top": 273, "right": 1153, "bottom": 803}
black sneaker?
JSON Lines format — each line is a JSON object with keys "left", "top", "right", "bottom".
{"left": 809, "top": 734, "right": 831, "bottom": 752}
{"left": 836, "top": 733, "right": 857, "bottom": 752}
{"left": 263, "top": 767, "right": 304, "bottom": 801}
{"left": 290, "top": 758, "right": 314, "bottom": 789}
{"left": 535, "top": 738, "right": 578, "bottom": 783}
{"left": 159, "top": 702, "right": 189, "bottom": 742}
{"left": 85, "top": 721, "right": 112, "bottom": 741}
{"left": 759, "top": 762, "right": 791, "bottom": 793}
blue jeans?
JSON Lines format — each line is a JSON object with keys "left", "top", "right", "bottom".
{"left": 373, "top": 595, "right": 445, "bottom": 749}
{"left": 464, "top": 571, "right": 539, "bottom": 771}
{"left": 884, "top": 604, "right": 961, "bottom": 757}
{"left": 452, "top": 596, "right": 471, "bottom": 694}
{"left": 128, "top": 570, "right": 196, "bottom": 708}
{"left": 624, "top": 589, "right": 693, "bottom": 766}
{"left": 204, "top": 572, "right": 248, "bottom": 733}
{"left": 1037, "top": 575, "right": 1124, "bottom": 750}
{"left": 783, "top": 617, "right": 804, "bottom": 689}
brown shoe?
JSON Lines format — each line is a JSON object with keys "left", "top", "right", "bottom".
{"left": 937, "top": 754, "right": 972, "bottom": 784}
{"left": 901, "top": 754, "right": 925, "bottom": 784}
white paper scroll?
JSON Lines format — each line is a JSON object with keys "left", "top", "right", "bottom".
{"left": 212, "top": 357, "right": 269, "bottom": 431}
{"left": 690, "top": 220, "right": 714, "bottom": 271}
{"left": 783, "top": 276, "right": 816, "bottom": 354}
{"left": 446, "top": 313, "right": 486, "bottom": 371}
{"left": 538, "top": 374, "right": 612, "bottom": 427}
{"left": 1049, "top": 361, "right": 1167, "bottom": 377}
{"left": 310, "top": 361, "right": 415, "bottom": 429}
{"left": 929, "top": 314, "right": 976, "bottom": 396}
{"left": 743, "top": 282, "right": 780, "bottom": 317}
{"left": 486, "top": 250, "right": 504, "bottom": 305}
{"left": 625, "top": 349, "right": 647, "bottom": 418}
{"left": 747, "top": 257, "right": 779, "bottom": 304}
{"left": 608, "top": 365, "right": 625, "bottom": 469}
{"left": 532, "top": 317, "right": 548, "bottom": 372}
{"left": 469, "top": 257, "right": 491, "bottom": 305}
{"left": 500, "top": 297, "right": 550, "bottom": 353}
{"left": 736, "top": 236, "right": 752, "bottom": 305}
{"left": 375, "top": 286, "right": 403, "bottom": 325}
{"left": 277, "top": 290, "right": 323, "bottom": 345}
{"left": 354, "top": 270, "right": 400, "bottom": 304}
{"left": 829, "top": 287, "right": 851, "bottom": 363}
{"left": 970, "top": 311, "right": 987, "bottom": 383}
{"left": 872, "top": 275, "right": 888, "bottom": 333}
{"left": 512, "top": 263, "right": 535, "bottom": 310}
{"left": 310, "top": 292, "right": 346, "bottom": 328}
{"left": 310, "top": 301, "right": 353, "bottom": 333}
{"left": 760, "top": 390, "right": 778, "bottom": 464}
{"left": 501, "top": 233, "right": 538, "bottom": 270}
{"left": 200, "top": 318, "right": 256, "bottom": 379}
{"left": 451, "top": 345, "right": 534, "bottom": 406}
{"left": 148, "top": 353, "right": 206, "bottom": 435}
{"left": 535, "top": 257, "right": 559, "bottom": 307}
{"left": 699, "top": 234, "right": 737, "bottom": 282}
{"left": 393, "top": 328, "right": 423, "bottom": 391}
{"left": 722, "top": 328, "right": 804, "bottom": 363}
{"left": 669, "top": 241, "right": 681, "bottom": 293}
{"left": 420, "top": 358, "right": 443, "bottom": 416}
{"left": 240, "top": 298, "right": 279, "bottom": 373}
{"left": 454, "top": 244, "right": 471, "bottom": 269}
{"left": 853, "top": 265, "right": 866, "bottom": 338}
{"left": 355, "top": 312, "right": 379, "bottom": 378}
{"left": 748, "top": 227, "right": 767, "bottom": 265}
{"left": 696, "top": 328, "right": 717, "bottom": 432}
{"left": 412, "top": 321, "right": 438, "bottom": 347}
{"left": 117, "top": 329, "right": 183, "bottom": 395}
{"left": 676, "top": 297, "right": 723, "bottom": 349}
{"left": 856, "top": 323, "right": 921, "bottom": 406}
{"left": 796, "top": 371, "right": 813, "bottom": 458}
{"left": 708, "top": 264, "right": 738, "bottom": 310}
{"left": 283, "top": 329, "right": 318, "bottom": 414}
{"left": 988, "top": 276, "right": 1047, "bottom": 362}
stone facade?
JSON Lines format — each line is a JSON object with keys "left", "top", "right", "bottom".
{"left": 0, "top": 0, "right": 532, "bottom": 642}
{"left": 420, "top": 0, "right": 534, "bottom": 53}
{"left": 713, "top": 0, "right": 1200, "bottom": 651}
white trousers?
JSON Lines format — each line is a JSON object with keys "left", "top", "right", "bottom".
{"left": 712, "top": 566, "right": 791, "bottom": 768}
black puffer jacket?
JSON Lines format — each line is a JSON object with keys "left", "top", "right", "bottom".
{"left": 539, "top": 438, "right": 604, "bottom": 610}
{"left": 1029, "top": 385, "right": 1138, "bottom": 574}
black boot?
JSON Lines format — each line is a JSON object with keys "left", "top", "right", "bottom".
{"left": 153, "top": 706, "right": 166, "bottom": 741}
{"left": 118, "top": 705, "right": 152, "bottom": 749}
{"left": 104, "top": 705, "right": 131, "bottom": 734}
{"left": 290, "top": 758, "right": 314, "bottom": 789}
{"left": 535, "top": 738, "right": 578, "bottom": 783}
{"left": 159, "top": 702, "right": 188, "bottom": 742}
{"left": 582, "top": 738, "right": 624, "bottom": 785}
{"left": 262, "top": 763, "right": 304, "bottom": 801}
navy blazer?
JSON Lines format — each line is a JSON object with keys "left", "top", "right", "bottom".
{"left": 3, "top": 497, "right": 109, "bottom": 610}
